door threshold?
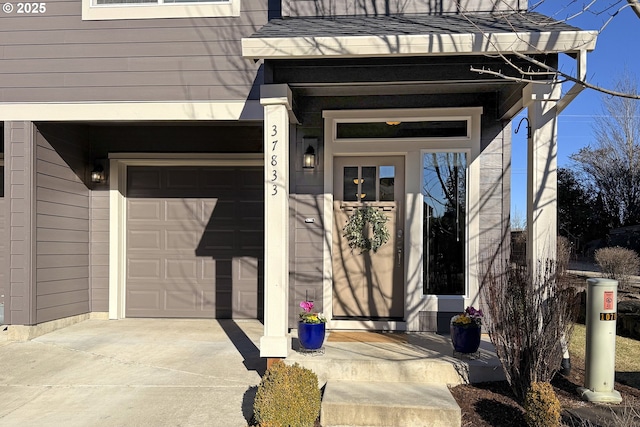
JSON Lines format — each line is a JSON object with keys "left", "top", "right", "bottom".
{"left": 329, "top": 319, "right": 407, "bottom": 331}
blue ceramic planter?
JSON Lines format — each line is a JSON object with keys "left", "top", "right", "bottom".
{"left": 298, "top": 322, "right": 326, "bottom": 350}
{"left": 451, "top": 325, "right": 481, "bottom": 353}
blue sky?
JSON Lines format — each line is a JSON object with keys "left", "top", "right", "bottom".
{"left": 510, "top": 2, "right": 640, "bottom": 221}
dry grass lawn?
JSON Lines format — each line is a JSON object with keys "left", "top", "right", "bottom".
{"left": 569, "top": 323, "right": 640, "bottom": 388}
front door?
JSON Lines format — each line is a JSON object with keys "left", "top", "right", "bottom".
{"left": 332, "top": 156, "right": 405, "bottom": 319}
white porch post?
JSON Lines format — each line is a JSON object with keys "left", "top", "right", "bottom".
{"left": 260, "top": 84, "right": 293, "bottom": 359}
{"left": 524, "top": 82, "right": 561, "bottom": 265}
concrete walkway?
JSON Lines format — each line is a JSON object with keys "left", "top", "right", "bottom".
{"left": 0, "top": 319, "right": 265, "bottom": 427}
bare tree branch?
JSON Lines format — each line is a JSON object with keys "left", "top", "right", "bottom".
{"left": 472, "top": 51, "right": 640, "bottom": 100}
{"left": 458, "top": 1, "right": 640, "bottom": 99}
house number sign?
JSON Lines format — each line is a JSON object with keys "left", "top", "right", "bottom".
{"left": 270, "top": 124, "right": 280, "bottom": 197}
{"left": 2, "top": 2, "right": 47, "bottom": 13}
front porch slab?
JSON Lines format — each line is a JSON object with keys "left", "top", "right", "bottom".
{"left": 286, "top": 331, "right": 505, "bottom": 386}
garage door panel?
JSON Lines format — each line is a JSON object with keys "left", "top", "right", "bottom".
{"left": 128, "top": 289, "right": 161, "bottom": 311}
{"left": 198, "top": 230, "right": 236, "bottom": 252}
{"left": 128, "top": 230, "right": 162, "bottom": 251}
{"left": 126, "top": 165, "right": 263, "bottom": 319}
{"left": 128, "top": 169, "right": 162, "bottom": 193}
{"left": 128, "top": 258, "right": 162, "bottom": 280}
{"left": 166, "top": 168, "right": 200, "bottom": 189}
{"left": 165, "top": 259, "right": 198, "bottom": 280}
{"left": 239, "top": 201, "right": 263, "bottom": 219}
{"left": 202, "top": 259, "right": 215, "bottom": 279}
{"left": 165, "top": 290, "right": 198, "bottom": 310}
{"left": 129, "top": 200, "right": 162, "bottom": 221}
{"left": 209, "top": 200, "right": 236, "bottom": 219}
{"left": 233, "top": 257, "right": 259, "bottom": 319}
{"left": 239, "top": 230, "right": 264, "bottom": 252}
{"left": 165, "top": 199, "right": 200, "bottom": 221}
{"left": 166, "top": 230, "right": 200, "bottom": 251}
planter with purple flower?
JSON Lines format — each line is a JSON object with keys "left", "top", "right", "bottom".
{"left": 450, "top": 306, "right": 483, "bottom": 354}
{"left": 298, "top": 300, "right": 327, "bottom": 351}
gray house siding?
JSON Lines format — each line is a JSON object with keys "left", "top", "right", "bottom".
{"left": 479, "top": 120, "right": 512, "bottom": 266}
{"left": 0, "top": 130, "right": 5, "bottom": 318}
{"left": 90, "top": 189, "right": 109, "bottom": 313}
{"left": 34, "top": 124, "right": 91, "bottom": 323}
{"left": 0, "top": 0, "right": 269, "bottom": 103}
{"left": 5, "top": 121, "right": 36, "bottom": 325}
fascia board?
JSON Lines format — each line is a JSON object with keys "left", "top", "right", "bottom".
{"left": 242, "top": 30, "right": 598, "bottom": 59}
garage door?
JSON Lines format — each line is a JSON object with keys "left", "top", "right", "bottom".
{"left": 125, "top": 166, "right": 263, "bottom": 318}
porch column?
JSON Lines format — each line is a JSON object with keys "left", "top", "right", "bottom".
{"left": 260, "top": 84, "right": 294, "bottom": 359}
{"left": 524, "top": 82, "right": 561, "bottom": 265}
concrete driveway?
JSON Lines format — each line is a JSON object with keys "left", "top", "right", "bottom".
{"left": 0, "top": 319, "right": 265, "bottom": 427}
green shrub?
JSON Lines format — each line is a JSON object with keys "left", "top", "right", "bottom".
{"left": 595, "top": 246, "right": 640, "bottom": 290}
{"left": 524, "top": 382, "right": 561, "bottom": 427}
{"left": 253, "top": 361, "right": 321, "bottom": 427}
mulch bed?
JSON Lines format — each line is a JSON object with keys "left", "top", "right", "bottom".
{"left": 449, "top": 355, "right": 640, "bottom": 427}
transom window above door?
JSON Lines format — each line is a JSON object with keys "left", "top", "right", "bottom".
{"left": 342, "top": 165, "right": 396, "bottom": 202}
{"left": 336, "top": 120, "right": 468, "bottom": 140}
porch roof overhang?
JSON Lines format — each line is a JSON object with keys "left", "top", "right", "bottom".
{"left": 241, "top": 13, "right": 598, "bottom": 60}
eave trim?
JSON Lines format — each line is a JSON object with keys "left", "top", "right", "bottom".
{"left": 242, "top": 30, "right": 598, "bottom": 60}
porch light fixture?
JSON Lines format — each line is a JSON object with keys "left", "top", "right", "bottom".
{"left": 386, "top": 121, "right": 401, "bottom": 126}
{"left": 303, "top": 145, "right": 315, "bottom": 169}
{"left": 302, "top": 137, "right": 318, "bottom": 169}
{"left": 91, "top": 162, "right": 106, "bottom": 183}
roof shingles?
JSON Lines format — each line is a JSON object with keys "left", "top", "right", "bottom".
{"left": 249, "top": 12, "right": 583, "bottom": 39}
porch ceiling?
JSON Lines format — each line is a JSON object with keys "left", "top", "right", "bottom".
{"left": 288, "top": 80, "right": 523, "bottom": 97}
{"left": 242, "top": 12, "right": 597, "bottom": 60}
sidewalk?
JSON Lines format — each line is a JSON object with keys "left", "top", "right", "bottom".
{"left": 0, "top": 319, "right": 265, "bottom": 427}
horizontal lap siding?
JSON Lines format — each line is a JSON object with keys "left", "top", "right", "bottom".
{"left": 0, "top": 0, "right": 268, "bottom": 103}
{"left": 91, "top": 189, "right": 109, "bottom": 313}
{"left": 35, "top": 126, "right": 90, "bottom": 323}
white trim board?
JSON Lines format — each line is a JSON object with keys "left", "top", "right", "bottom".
{"left": 243, "top": 30, "right": 598, "bottom": 60}
{"left": 0, "top": 101, "right": 263, "bottom": 122}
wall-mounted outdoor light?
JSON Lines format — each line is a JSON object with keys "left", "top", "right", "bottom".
{"left": 91, "top": 160, "right": 107, "bottom": 184}
{"left": 302, "top": 137, "right": 318, "bottom": 169}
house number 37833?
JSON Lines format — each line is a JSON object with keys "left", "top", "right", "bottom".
{"left": 271, "top": 124, "right": 279, "bottom": 196}
{"left": 2, "top": 2, "right": 47, "bottom": 13}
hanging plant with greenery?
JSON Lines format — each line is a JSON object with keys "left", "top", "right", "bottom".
{"left": 342, "top": 206, "right": 390, "bottom": 253}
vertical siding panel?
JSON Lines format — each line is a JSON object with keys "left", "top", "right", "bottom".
{"left": 34, "top": 124, "right": 90, "bottom": 323}
{"left": 6, "top": 121, "right": 36, "bottom": 325}
{"left": 479, "top": 120, "right": 510, "bottom": 267}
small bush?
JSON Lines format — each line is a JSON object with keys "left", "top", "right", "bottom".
{"left": 524, "top": 381, "right": 561, "bottom": 427}
{"left": 595, "top": 246, "right": 640, "bottom": 290}
{"left": 253, "top": 361, "right": 321, "bottom": 427}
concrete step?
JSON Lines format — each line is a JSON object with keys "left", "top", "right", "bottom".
{"left": 286, "top": 333, "right": 505, "bottom": 386}
{"left": 289, "top": 352, "right": 465, "bottom": 385}
{"left": 320, "top": 380, "right": 461, "bottom": 427}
